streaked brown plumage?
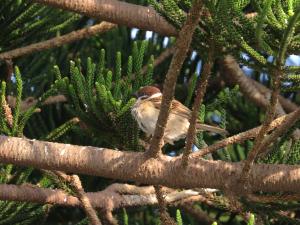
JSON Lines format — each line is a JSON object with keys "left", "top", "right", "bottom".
{"left": 131, "top": 86, "right": 228, "bottom": 145}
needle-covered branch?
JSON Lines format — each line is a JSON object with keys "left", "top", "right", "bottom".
{"left": 1, "top": 135, "right": 300, "bottom": 193}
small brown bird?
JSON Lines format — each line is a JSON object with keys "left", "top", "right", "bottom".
{"left": 131, "top": 86, "right": 228, "bottom": 145}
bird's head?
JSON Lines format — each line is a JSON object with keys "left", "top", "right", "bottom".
{"left": 133, "top": 86, "right": 162, "bottom": 100}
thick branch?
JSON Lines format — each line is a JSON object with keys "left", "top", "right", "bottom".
{"left": 0, "top": 22, "right": 116, "bottom": 60}
{"left": 1, "top": 135, "right": 300, "bottom": 193}
{"left": 34, "top": 0, "right": 177, "bottom": 36}
{"left": 250, "top": 79, "right": 298, "bottom": 113}
{"left": 220, "top": 55, "right": 285, "bottom": 116}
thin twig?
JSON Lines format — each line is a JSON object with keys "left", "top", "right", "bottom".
{"left": 140, "top": 46, "right": 175, "bottom": 76}
{"left": 241, "top": 67, "right": 283, "bottom": 189}
{"left": 7, "top": 94, "right": 67, "bottom": 112}
{"left": 182, "top": 44, "right": 214, "bottom": 167}
{"left": 147, "top": 0, "right": 204, "bottom": 157}
{"left": 155, "top": 185, "right": 177, "bottom": 225}
{"left": 257, "top": 107, "right": 300, "bottom": 152}
{"left": 54, "top": 171, "right": 102, "bottom": 225}
{"left": 177, "top": 203, "right": 213, "bottom": 225}
{"left": 99, "top": 210, "right": 118, "bottom": 225}
{"left": 192, "top": 111, "right": 298, "bottom": 158}
{"left": 0, "top": 22, "right": 116, "bottom": 60}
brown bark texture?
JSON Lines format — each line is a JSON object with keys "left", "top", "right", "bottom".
{"left": 1, "top": 135, "right": 300, "bottom": 193}
{"left": 148, "top": 0, "right": 203, "bottom": 157}
{"left": 0, "top": 183, "right": 201, "bottom": 209}
{"left": 34, "top": 0, "right": 177, "bottom": 36}
{"left": 0, "top": 22, "right": 116, "bottom": 60}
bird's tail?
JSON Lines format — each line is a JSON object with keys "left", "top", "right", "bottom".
{"left": 196, "top": 123, "right": 228, "bottom": 136}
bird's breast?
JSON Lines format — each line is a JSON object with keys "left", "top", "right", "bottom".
{"left": 131, "top": 101, "right": 159, "bottom": 135}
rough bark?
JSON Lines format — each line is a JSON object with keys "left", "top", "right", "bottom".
{"left": 148, "top": 0, "right": 203, "bottom": 157}
{"left": 1, "top": 135, "right": 300, "bottom": 193}
{"left": 34, "top": 0, "right": 177, "bottom": 36}
{"left": 0, "top": 183, "right": 200, "bottom": 209}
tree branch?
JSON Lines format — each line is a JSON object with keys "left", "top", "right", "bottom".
{"left": 54, "top": 171, "right": 102, "bottom": 225}
{"left": 0, "top": 183, "right": 201, "bottom": 209}
{"left": 1, "top": 135, "right": 300, "bottom": 193}
{"left": 7, "top": 95, "right": 67, "bottom": 112}
{"left": 250, "top": 79, "right": 298, "bottom": 113}
{"left": 155, "top": 185, "right": 177, "bottom": 225}
{"left": 182, "top": 44, "right": 214, "bottom": 166}
{"left": 0, "top": 22, "right": 116, "bottom": 60}
{"left": 220, "top": 55, "right": 285, "bottom": 116}
{"left": 194, "top": 107, "right": 300, "bottom": 157}
{"left": 147, "top": 0, "right": 203, "bottom": 157}
{"left": 34, "top": 0, "right": 177, "bottom": 36}
{"left": 241, "top": 62, "right": 283, "bottom": 187}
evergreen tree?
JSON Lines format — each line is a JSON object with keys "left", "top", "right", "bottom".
{"left": 0, "top": 0, "right": 299, "bottom": 224}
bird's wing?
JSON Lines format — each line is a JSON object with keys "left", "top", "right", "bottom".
{"left": 170, "top": 99, "right": 191, "bottom": 118}
{"left": 150, "top": 97, "right": 191, "bottom": 119}
{"left": 196, "top": 123, "right": 229, "bottom": 136}
{"left": 150, "top": 96, "right": 228, "bottom": 136}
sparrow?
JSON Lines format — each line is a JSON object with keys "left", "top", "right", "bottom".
{"left": 131, "top": 86, "right": 228, "bottom": 145}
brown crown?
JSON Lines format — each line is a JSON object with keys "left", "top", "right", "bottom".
{"left": 136, "top": 86, "right": 161, "bottom": 98}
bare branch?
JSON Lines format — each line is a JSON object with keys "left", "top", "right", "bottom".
{"left": 248, "top": 193, "right": 300, "bottom": 202}
{"left": 54, "top": 171, "right": 102, "bottom": 225}
{"left": 182, "top": 44, "right": 214, "bottom": 167}
{"left": 257, "top": 107, "right": 300, "bottom": 152}
{"left": 250, "top": 79, "right": 298, "bottom": 113}
{"left": 7, "top": 95, "right": 67, "bottom": 112}
{"left": 34, "top": 0, "right": 177, "bottom": 36}
{"left": 0, "top": 22, "right": 116, "bottom": 60}
{"left": 0, "top": 183, "right": 201, "bottom": 209}
{"left": 1, "top": 135, "right": 300, "bottom": 193}
{"left": 140, "top": 46, "right": 175, "bottom": 76}
{"left": 178, "top": 203, "right": 213, "bottom": 225}
{"left": 148, "top": 0, "right": 204, "bottom": 157}
{"left": 193, "top": 107, "right": 299, "bottom": 157}
{"left": 34, "top": 0, "right": 256, "bottom": 38}
{"left": 220, "top": 55, "right": 285, "bottom": 116}
{"left": 155, "top": 185, "right": 177, "bottom": 225}
{"left": 241, "top": 63, "right": 283, "bottom": 188}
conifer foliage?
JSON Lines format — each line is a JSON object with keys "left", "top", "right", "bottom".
{"left": 0, "top": 0, "right": 300, "bottom": 224}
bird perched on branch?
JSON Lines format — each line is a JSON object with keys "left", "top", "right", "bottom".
{"left": 131, "top": 86, "right": 228, "bottom": 145}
